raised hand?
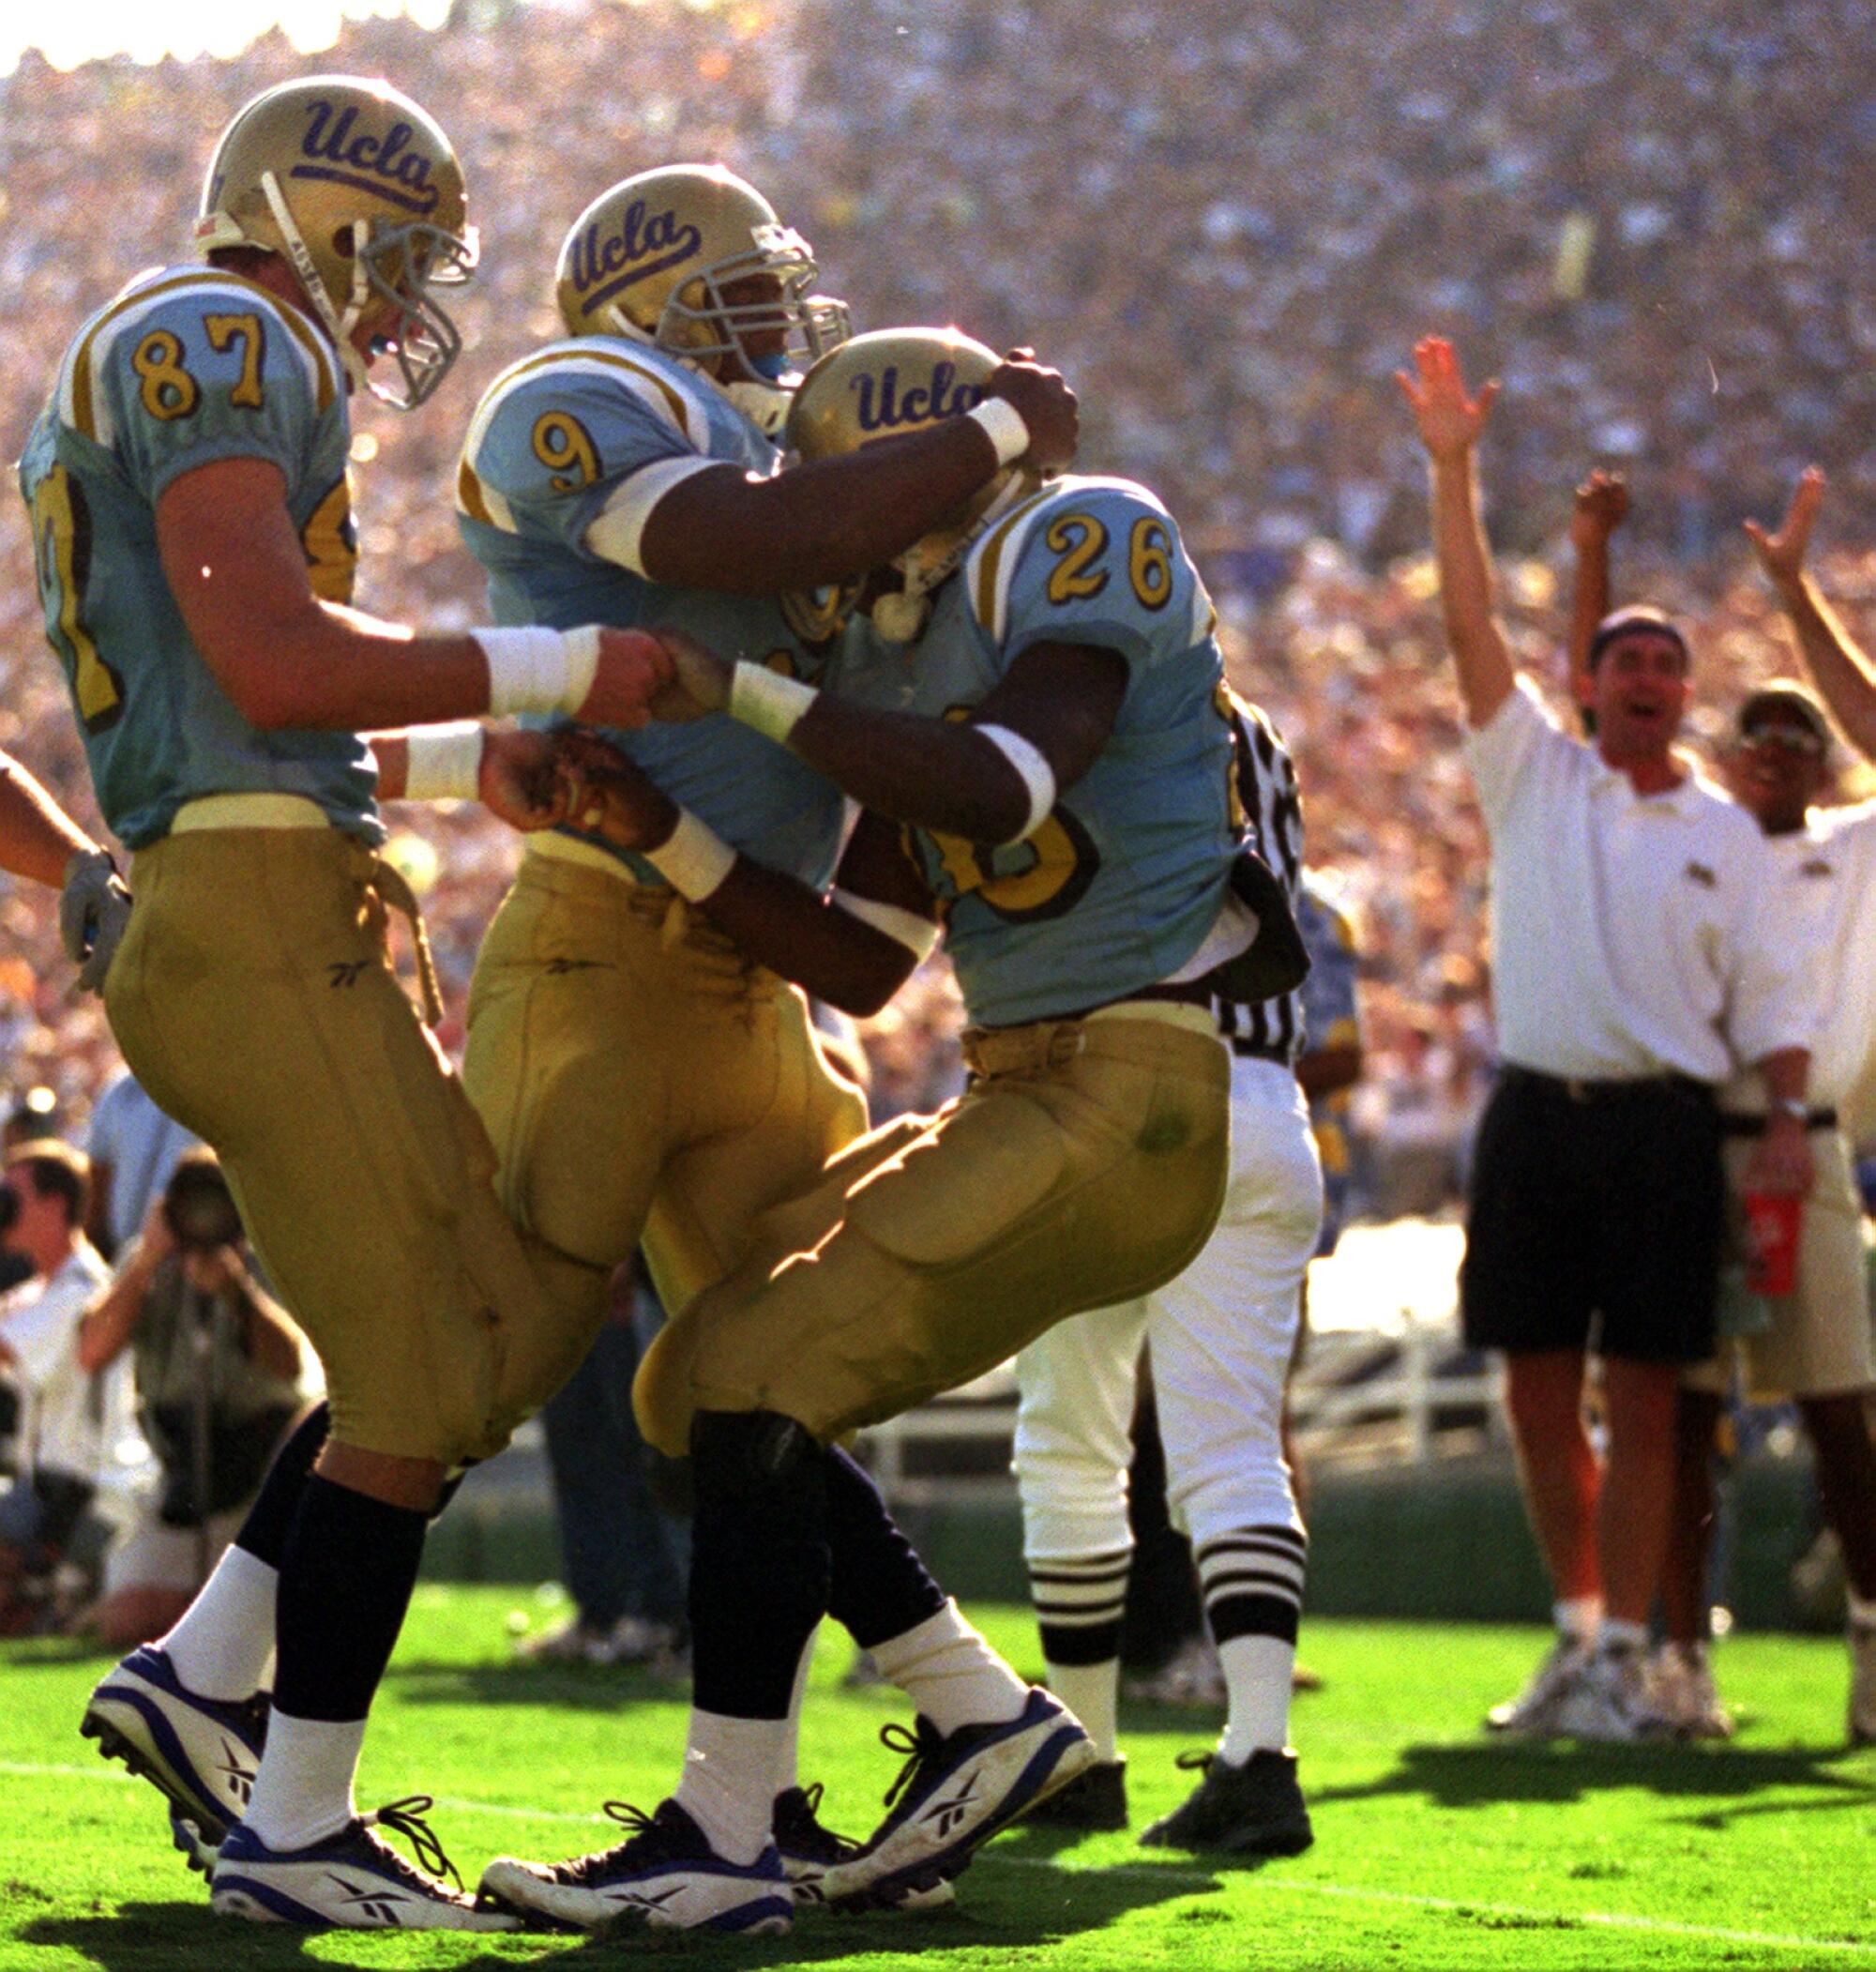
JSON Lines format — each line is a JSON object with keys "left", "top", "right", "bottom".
{"left": 1744, "top": 467, "right": 1825, "bottom": 592}
{"left": 477, "top": 727, "right": 571, "bottom": 831}
{"left": 1571, "top": 469, "right": 1629, "bottom": 548}
{"left": 985, "top": 351, "right": 1079, "bottom": 476}
{"left": 1395, "top": 337, "right": 1501, "bottom": 462}
{"left": 574, "top": 628, "right": 678, "bottom": 730}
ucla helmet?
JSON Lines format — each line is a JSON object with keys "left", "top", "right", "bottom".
{"left": 194, "top": 75, "right": 477, "bottom": 410}
{"left": 787, "top": 328, "right": 1032, "bottom": 640}
{"left": 555, "top": 165, "right": 849, "bottom": 430}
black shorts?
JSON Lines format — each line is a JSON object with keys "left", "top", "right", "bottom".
{"left": 1460, "top": 1067, "right": 1725, "bottom": 1364}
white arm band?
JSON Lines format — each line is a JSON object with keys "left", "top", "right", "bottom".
{"left": 966, "top": 396, "right": 1032, "bottom": 467}
{"left": 832, "top": 887, "right": 941, "bottom": 963}
{"left": 730, "top": 661, "right": 819, "bottom": 746}
{"left": 400, "top": 722, "right": 484, "bottom": 803}
{"left": 642, "top": 807, "right": 737, "bottom": 903}
{"left": 476, "top": 625, "right": 603, "bottom": 718}
{"left": 975, "top": 722, "right": 1057, "bottom": 842}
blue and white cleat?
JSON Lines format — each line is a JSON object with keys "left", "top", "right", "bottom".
{"left": 477, "top": 1798, "right": 793, "bottom": 1935}
{"left": 82, "top": 1646, "right": 268, "bottom": 1858}
{"left": 821, "top": 1687, "right": 1097, "bottom": 1911}
{"left": 774, "top": 1782, "right": 954, "bottom": 1914}
{"left": 211, "top": 1797, "right": 518, "bottom": 1931}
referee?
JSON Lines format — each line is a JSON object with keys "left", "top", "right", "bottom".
{"left": 1399, "top": 339, "right": 1819, "bottom": 1741}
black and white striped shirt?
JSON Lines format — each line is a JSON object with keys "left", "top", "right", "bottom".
{"left": 1218, "top": 693, "right": 1307, "bottom": 1063}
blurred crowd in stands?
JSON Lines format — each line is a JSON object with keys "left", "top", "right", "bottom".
{"left": 3, "top": 0, "right": 1876, "bottom": 1213}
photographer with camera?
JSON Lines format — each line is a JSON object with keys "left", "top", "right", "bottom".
{"left": 79, "top": 1150, "right": 309, "bottom": 1648}
{"left": 0, "top": 1142, "right": 119, "bottom": 1631}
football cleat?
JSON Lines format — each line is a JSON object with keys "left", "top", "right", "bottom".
{"left": 477, "top": 1798, "right": 792, "bottom": 1935}
{"left": 1484, "top": 1632, "right": 1589, "bottom": 1738}
{"left": 1022, "top": 1757, "right": 1129, "bottom": 1831}
{"left": 1551, "top": 1643, "right": 1675, "bottom": 1745}
{"left": 820, "top": 1687, "right": 1097, "bottom": 1911}
{"left": 1647, "top": 1641, "right": 1734, "bottom": 1740}
{"left": 82, "top": 1646, "right": 269, "bottom": 1850}
{"left": 774, "top": 1782, "right": 954, "bottom": 1913}
{"left": 1849, "top": 1617, "right": 1876, "bottom": 1747}
{"left": 1139, "top": 1748, "right": 1313, "bottom": 1857}
{"left": 211, "top": 1797, "right": 518, "bottom": 1931}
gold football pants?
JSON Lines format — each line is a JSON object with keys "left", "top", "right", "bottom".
{"left": 636, "top": 1009, "right": 1231, "bottom": 1456}
{"left": 460, "top": 846, "right": 869, "bottom": 1418}
{"left": 108, "top": 827, "right": 560, "bottom": 1465}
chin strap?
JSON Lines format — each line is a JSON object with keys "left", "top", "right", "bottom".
{"left": 870, "top": 473, "right": 1040, "bottom": 645}
{"left": 261, "top": 172, "right": 371, "bottom": 394}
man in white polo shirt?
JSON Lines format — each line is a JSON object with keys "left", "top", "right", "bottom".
{"left": 1398, "top": 338, "right": 1819, "bottom": 1740}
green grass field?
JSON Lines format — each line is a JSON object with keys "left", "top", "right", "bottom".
{"left": 4, "top": 1588, "right": 1874, "bottom": 1970}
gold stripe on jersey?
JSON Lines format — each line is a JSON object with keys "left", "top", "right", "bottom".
{"left": 462, "top": 341, "right": 703, "bottom": 478}
{"left": 456, "top": 457, "right": 494, "bottom": 526}
{"left": 63, "top": 268, "right": 338, "bottom": 442}
{"left": 969, "top": 487, "right": 1054, "bottom": 637}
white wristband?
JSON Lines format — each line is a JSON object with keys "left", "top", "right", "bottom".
{"left": 729, "top": 661, "right": 819, "bottom": 746}
{"left": 966, "top": 396, "right": 1031, "bottom": 468}
{"left": 401, "top": 722, "right": 484, "bottom": 803}
{"left": 975, "top": 722, "right": 1057, "bottom": 842}
{"left": 832, "top": 887, "right": 941, "bottom": 963}
{"left": 643, "top": 807, "right": 737, "bottom": 903}
{"left": 477, "top": 625, "right": 603, "bottom": 718}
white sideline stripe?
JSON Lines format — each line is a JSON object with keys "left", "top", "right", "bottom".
{"left": 13, "top": 1759, "right": 1874, "bottom": 1957}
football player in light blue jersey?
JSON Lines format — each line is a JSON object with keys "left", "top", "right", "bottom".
{"left": 453, "top": 174, "right": 1097, "bottom": 1935}
{"left": 48, "top": 76, "right": 676, "bottom": 1934}
{"left": 492, "top": 329, "right": 1305, "bottom": 1919}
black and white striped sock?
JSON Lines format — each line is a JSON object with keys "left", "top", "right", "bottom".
{"left": 1030, "top": 1546, "right": 1131, "bottom": 1762}
{"left": 1199, "top": 1525, "right": 1308, "bottom": 1761}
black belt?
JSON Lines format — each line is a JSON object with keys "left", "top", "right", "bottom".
{"left": 1230, "top": 1037, "right": 1295, "bottom": 1066}
{"left": 1718, "top": 1109, "right": 1838, "bottom": 1137}
{"left": 1502, "top": 1065, "right": 1715, "bottom": 1106}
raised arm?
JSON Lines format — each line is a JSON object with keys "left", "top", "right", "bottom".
{"left": 1567, "top": 469, "right": 1628, "bottom": 706}
{"left": 1396, "top": 337, "right": 1516, "bottom": 728}
{"left": 1745, "top": 468, "right": 1876, "bottom": 762}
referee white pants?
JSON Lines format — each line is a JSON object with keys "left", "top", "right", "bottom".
{"left": 1013, "top": 1055, "right": 1324, "bottom": 1640}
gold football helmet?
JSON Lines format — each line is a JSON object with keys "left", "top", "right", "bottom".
{"left": 194, "top": 75, "right": 477, "bottom": 410}
{"left": 555, "top": 165, "right": 849, "bottom": 431}
{"left": 787, "top": 327, "right": 1031, "bottom": 641}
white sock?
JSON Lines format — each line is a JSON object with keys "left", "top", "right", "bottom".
{"left": 1552, "top": 1595, "right": 1602, "bottom": 1642}
{"left": 1846, "top": 1585, "right": 1876, "bottom": 1629}
{"left": 775, "top": 1628, "right": 818, "bottom": 1798}
{"left": 244, "top": 1712, "right": 364, "bottom": 1852}
{"left": 673, "top": 1709, "right": 790, "bottom": 1865}
{"left": 1596, "top": 1616, "right": 1649, "bottom": 1655}
{"left": 869, "top": 1600, "right": 1030, "bottom": 1737}
{"left": 158, "top": 1546, "right": 279, "bottom": 1702}
{"left": 1217, "top": 1634, "right": 1294, "bottom": 1763}
{"left": 1044, "top": 1659, "right": 1119, "bottom": 1763}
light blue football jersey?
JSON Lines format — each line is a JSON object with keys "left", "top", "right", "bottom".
{"left": 1297, "top": 870, "right": 1363, "bottom": 1251}
{"left": 18, "top": 266, "right": 377, "bottom": 848}
{"left": 455, "top": 337, "right": 845, "bottom": 888}
{"left": 839, "top": 475, "right": 1238, "bottom": 1027}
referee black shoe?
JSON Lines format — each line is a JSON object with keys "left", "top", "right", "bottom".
{"left": 1021, "top": 1758, "right": 1128, "bottom": 1831}
{"left": 1139, "top": 1749, "right": 1313, "bottom": 1858}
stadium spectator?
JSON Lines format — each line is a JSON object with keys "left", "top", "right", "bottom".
{"left": 1399, "top": 335, "right": 1819, "bottom": 1741}
{"left": 79, "top": 1152, "right": 310, "bottom": 1650}
{"left": 84, "top": 1069, "right": 201, "bottom": 1264}
{"left": 0, "top": 1141, "right": 119, "bottom": 1630}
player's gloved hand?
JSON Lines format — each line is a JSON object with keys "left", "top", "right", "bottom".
{"left": 985, "top": 349, "right": 1079, "bottom": 475}
{"left": 553, "top": 730, "right": 681, "bottom": 849}
{"left": 60, "top": 847, "right": 131, "bottom": 994}
{"left": 644, "top": 624, "right": 734, "bottom": 722}
{"left": 572, "top": 627, "right": 678, "bottom": 731}
{"left": 478, "top": 728, "right": 571, "bottom": 831}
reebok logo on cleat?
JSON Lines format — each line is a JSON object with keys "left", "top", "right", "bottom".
{"left": 612, "top": 1886, "right": 684, "bottom": 1914}
{"left": 217, "top": 1740, "right": 256, "bottom": 1802}
{"left": 919, "top": 1773, "right": 981, "bottom": 1841}
{"left": 330, "top": 1873, "right": 411, "bottom": 1925}
{"left": 327, "top": 960, "right": 370, "bottom": 988}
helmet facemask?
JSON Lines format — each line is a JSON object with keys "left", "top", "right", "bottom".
{"left": 870, "top": 470, "right": 1039, "bottom": 645}
{"left": 260, "top": 170, "right": 479, "bottom": 410}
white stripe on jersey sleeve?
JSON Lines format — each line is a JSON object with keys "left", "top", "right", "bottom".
{"left": 584, "top": 455, "right": 723, "bottom": 574}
